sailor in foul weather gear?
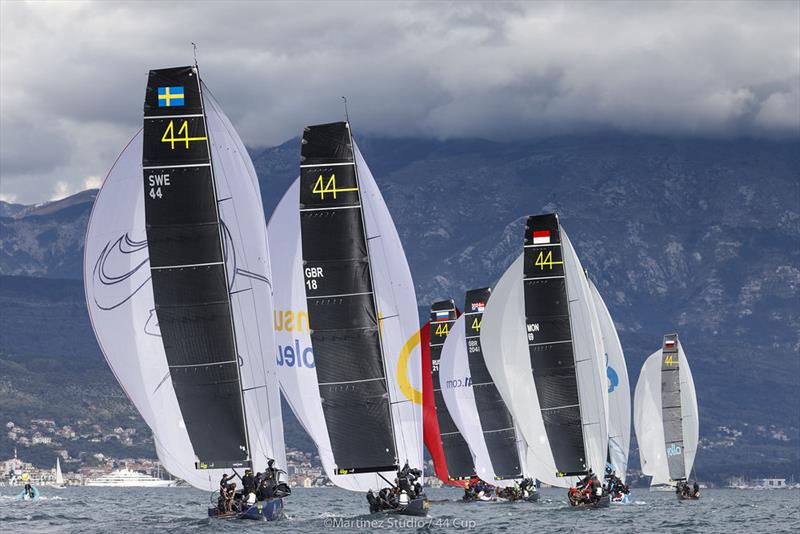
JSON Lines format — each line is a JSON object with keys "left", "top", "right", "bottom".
{"left": 242, "top": 469, "right": 256, "bottom": 495}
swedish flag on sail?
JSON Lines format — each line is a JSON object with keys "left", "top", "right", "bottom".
{"left": 158, "top": 86, "right": 184, "bottom": 107}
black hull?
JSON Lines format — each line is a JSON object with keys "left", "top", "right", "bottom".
{"left": 208, "top": 498, "right": 284, "bottom": 521}
{"left": 677, "top": 493, "right": 700, "bottom": 501}
{"left": 372, "top": 496, "right": 429, "bottom": 517}
{"left": 569, "top": 494, "right": 611, "bottom": 509}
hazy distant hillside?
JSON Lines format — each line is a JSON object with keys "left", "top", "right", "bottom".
{"left": 0, "top": 190, "right": 96, "bottom": 278}
{"left": 1, "top": 134, "right": 797, "bottom": 481}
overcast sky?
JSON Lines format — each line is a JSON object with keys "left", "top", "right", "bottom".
{"left": 1, "top": 1, "right": 798, "bottom": 204}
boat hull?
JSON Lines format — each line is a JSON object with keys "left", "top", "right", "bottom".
{"left": 15, "top": 486, "right": 40, "bottom": 501}
{"left": 569, "top": 493, "right": 611, "bottom": 509}
{"left": 373, "top": 496, "right": 429, "bottom": 517}
{"left": 611, "top": 493, "right": 632, "bottom": 504}
{"left": 208, "top": 498, "right": 284, "bottom": 521}
{"left": 677, "top": 493, "right": 700, "bottom": 501}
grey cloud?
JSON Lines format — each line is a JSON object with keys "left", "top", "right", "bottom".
{"left": 1, "top": 0, "right": 798, "bottom": 203}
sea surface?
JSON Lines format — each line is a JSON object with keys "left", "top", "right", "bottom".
{"left": 1, "top": 486, "right": 798, "bottom": 533}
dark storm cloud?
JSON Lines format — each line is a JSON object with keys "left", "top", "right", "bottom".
{"left": 1, "top": 1, "right": 798, "bottom": 203}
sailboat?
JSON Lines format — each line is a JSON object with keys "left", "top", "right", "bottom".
{"left": 84, "top": 64, "right": 287, "bottom": 520}
{"left": 587, "top": 276, "right": 631, "bottom": 502}
{"left": 438, "top": 288, "right": 539, "bottom": 502}
{"left": 634, "top": 334, "right": 700, "bottom": 500}
{"left": 53, "top": 457, "right": 65, "bottom": 488}
{"left": 428, "top": 299, "right": 478, "bottom": 496}
{"left": 480, "top": 213, "right": 610, "bottom": 508}
{"left": 269, "top": 120, "right": 426, "bottom": 516}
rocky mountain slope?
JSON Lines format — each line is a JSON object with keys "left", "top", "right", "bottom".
{"left": 1, "top": 134, "right": 797, "bottom": 482}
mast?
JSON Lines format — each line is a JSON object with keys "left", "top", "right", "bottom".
{"left": 463, "top": 287, "right": 523, "bottom": 480}
{"left": 299, "top": 121, "right": 397, "bottom": 474}
{"left": 523, "top": 214, "right": 588, "bottom": 477}
{"left": 429, "top": 299, "right": 474, "bottom": 480}
{"left": 142, "top": 65, "right": 251, "bottom": 469}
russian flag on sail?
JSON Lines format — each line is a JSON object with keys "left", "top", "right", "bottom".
{"left": 532, "top": 230, "right": 551, "bottom": 244}
{"left": 665, "top": 339, "right": 676, "bottom": 349}
{"left": 434, "top": 311, "right": 449, "bottom": 321}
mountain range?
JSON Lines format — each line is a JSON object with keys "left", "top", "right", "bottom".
{"left": 1, "top": 133, "right": 798, "bottom": 483}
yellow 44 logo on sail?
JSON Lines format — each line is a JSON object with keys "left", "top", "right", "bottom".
{"left": 534, "top": 250, "right": 563, "bottom": 270}
{"left": 312, "top": 174, "right": 358, "bottom": 200}
{"left": 161, "top": 120, "right": 207, "bottom": 149}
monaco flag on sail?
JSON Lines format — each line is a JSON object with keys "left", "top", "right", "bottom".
{"left": 532, "top": 230, "right": 551, "bottom": 244}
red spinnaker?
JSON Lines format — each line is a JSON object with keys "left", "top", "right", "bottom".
{"left": 421, "top": 320, "right": 465, "bottom": 487}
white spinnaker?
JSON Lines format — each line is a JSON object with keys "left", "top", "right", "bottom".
{"left": 588, "top": 279, "right": 631, "bottom": 482}
{"left": 634, "top": 350, "right": 671, "bottom": 486}
{"left": 634, "top": 342, "right": 699, "bottom": 486}
{"left": 204, "top": 88, "right": 285, "bottom": 474}
{"left": 270, "top": 143, "right": 423, "bottom": 492}
{"left": 358, "top": 144, "right": 424, "bottom": 481}
{"left": 680, "top": 342, "right": 699, "bottom": 479}
{"left": 480, "top": 230, "right": 609, "bottom": 488}
{"left": 439, "top": 316, "right": 503, "bottom": 485}
{"left": 84, "top": 90, "right": 283, "bottom": 490}
{"left": 562, "top": 232, "right": 609, "bottom": 478}
{"left": 480, "top": 253, "right": 569, "bottom": 487}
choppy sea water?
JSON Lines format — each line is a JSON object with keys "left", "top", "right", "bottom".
{"left": 1, "top": 486, "right": 798, "bottom": 533}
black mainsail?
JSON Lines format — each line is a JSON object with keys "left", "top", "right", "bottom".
{"left": 430, "top": 299, "right": 474, "bottom": 480}
{"left": 661, "top": 333, "right": 686, "bottom": 481}
{"left": 299, "top": 121, "right": 397, "bottom": 474}
{"left": 464, "top": 288, "right": 522, "bottom": 480}
{"left": 523, "top": 213, "right": 586, "bottom": 477}
{"left": 142, "top": 66, "right": 250, "bottom": 469}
